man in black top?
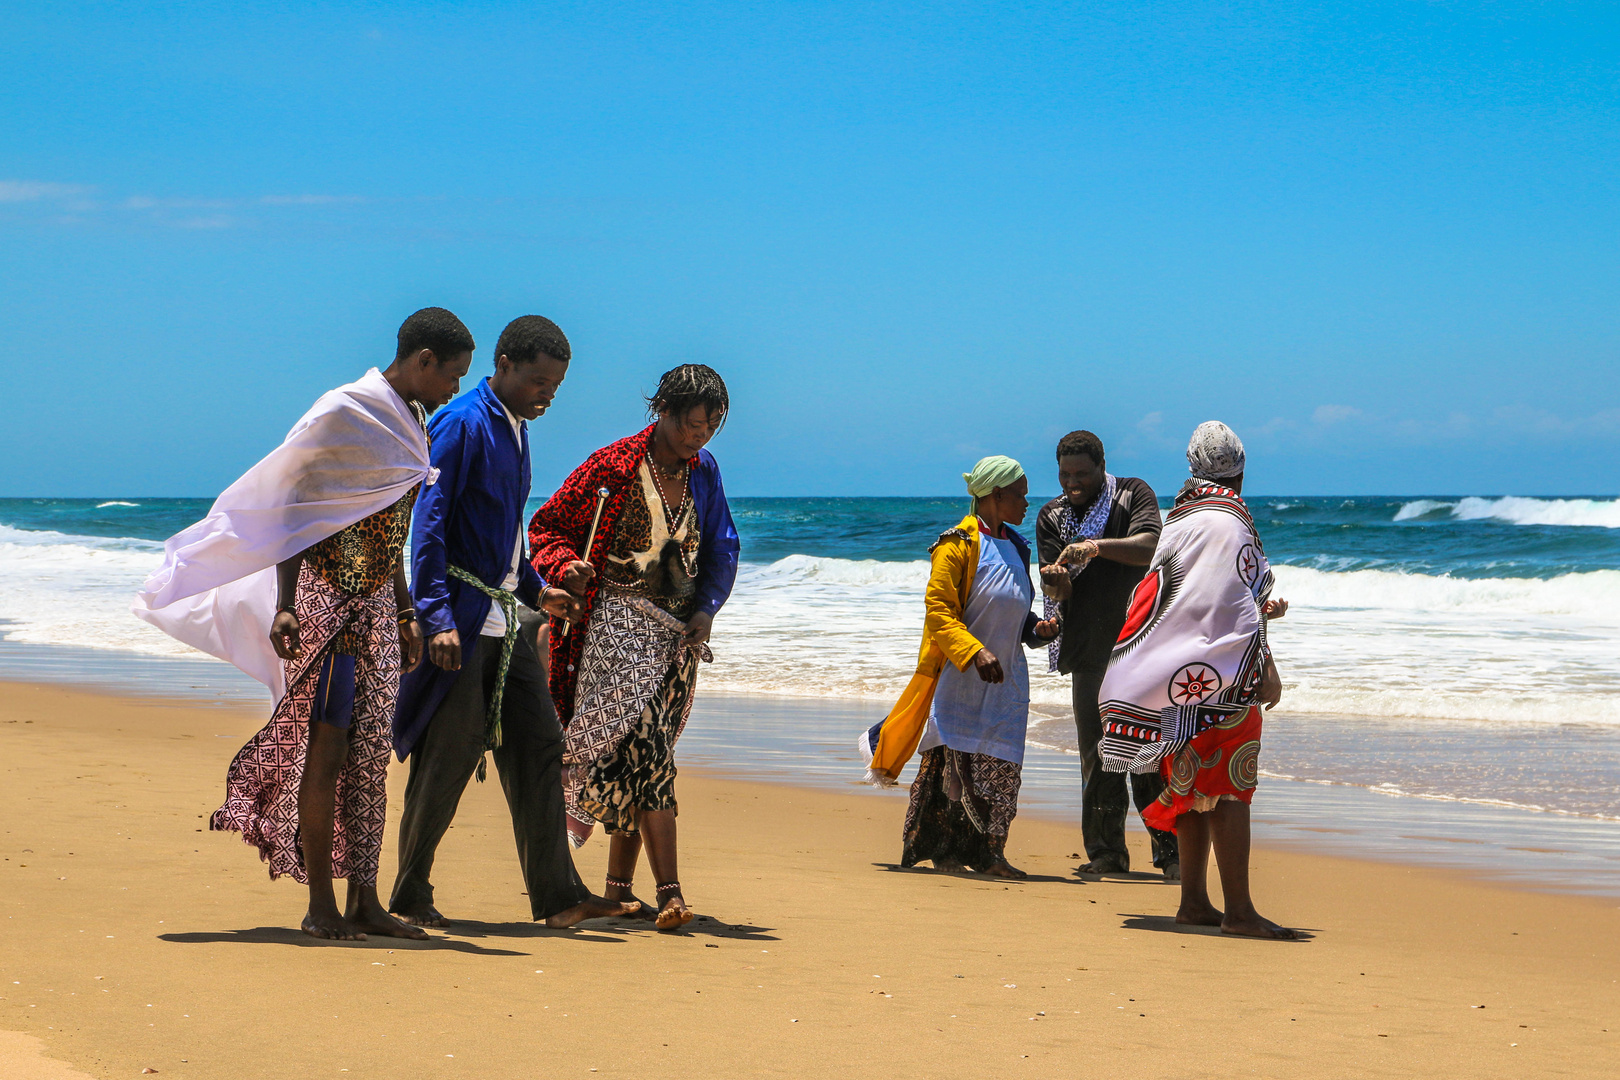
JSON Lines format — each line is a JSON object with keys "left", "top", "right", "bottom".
{"left": 1035, "top": 431, "right": 1179, "bottom": 878}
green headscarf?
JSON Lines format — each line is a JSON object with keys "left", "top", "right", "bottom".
{"left": 963, "top": 455, "right": 1026, "bottom": 513}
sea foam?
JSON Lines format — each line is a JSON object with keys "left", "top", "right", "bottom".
{"left": 1, "top": 524, "right": 1616, "bottom": 726}
{"left": 1395, "top": 495, "right": 1620, "bottom": 529}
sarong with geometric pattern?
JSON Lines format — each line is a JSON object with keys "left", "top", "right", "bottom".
{"left": 209, "top": 564, "right": 400, "bottom": 885}
{"left": 562, "top": 591, "right": 710, "bottom": 847}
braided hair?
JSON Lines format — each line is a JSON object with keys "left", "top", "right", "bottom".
{"left": 646, "top": 364, "right": 729, "bottom": 430}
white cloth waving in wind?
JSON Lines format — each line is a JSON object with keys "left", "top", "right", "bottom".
{"left": 133, "top": 368, "right": 436, "bottom": 701}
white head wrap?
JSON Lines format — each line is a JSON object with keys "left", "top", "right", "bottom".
{"left": 963, "top": 455, "right": 1025, "bottom": 511}
{"left": 1186, "top": 421, "right": 1246, "bottom": 480}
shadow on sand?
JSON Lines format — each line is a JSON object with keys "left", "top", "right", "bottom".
{"left": 1118, "top": 913, "right": 1317, "bottom": 941}
{"left": 871, "top": 862, "right": 1088, "bottom": 887}
{"left": 438, "top": 914, "right": 781, "bottom": 944}
{"left": 158, "top": 926, "right": 528, "bottom": 955}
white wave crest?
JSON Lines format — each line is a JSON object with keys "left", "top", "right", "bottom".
{"left": 95, "top": 501, "right": 140, "bottom": 508}
{"left": 2, "top": 529, "right": 1617, "bottom": 727}
{"left": 1394, "top": 496, "right": 1620, "bottom": 528}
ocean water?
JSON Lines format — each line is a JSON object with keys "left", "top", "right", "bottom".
{"left": 2, "top": 493, "right": 1619, "bottom": 831}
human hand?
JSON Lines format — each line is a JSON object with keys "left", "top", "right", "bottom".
{"left": 1057, "top": 540, "right": 1099, "bottom": 569}
{"left": 1262, "top": 598, "right": 1288, "bottom": 620}
{"left": 1260, "top": 655, "right": 1282, "bottom": 709}
{"left": 540, "top": 587, "right": 582, "bottom": 621}
{"left": 1034, "top": 618, "right": 1060, "bottom": 641}
{"left": 1039, "top": 564, "right": 1072, "bottom": 600}
{"left": 558, "top": 559, "right": 596, "bottom": 595}
{"left": 972, "top": 647, "right": 1004, "bottom": 684}
{"left": 270, "top": 609, "right": 301, "bottom": 661}
{"left": 400, "top": 618, "right": 424, "bottom": 670}
{"left": 429, "top": 628, "right": 462, "bottom": 672}
{"left": 682, "top": 611, "right": 714, "bottom": 648}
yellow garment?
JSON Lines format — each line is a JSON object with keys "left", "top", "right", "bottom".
{"left": 868, "top": 514, "right": 987, "bottom": 783}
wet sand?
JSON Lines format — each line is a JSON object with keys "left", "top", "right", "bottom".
{"left": 2, "top": 681, "right": 1618, "bottom": 1078}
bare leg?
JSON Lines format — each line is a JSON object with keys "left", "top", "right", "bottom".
{"left": 981, "top": 836, "right": 1027, "bottom": 879}
{"left": 1173, "top": 810, "right": 1223, "bottom": 926}
{"left": 641, "top": 807, "right": 692, "bottom": 931}
{"left": 1209, "top": 801, "right": 1297, "bottom": 940}
{"left": 601, "top": 831, "right": 656, "bottom": 921}
{"left": 542, "top": 827, "right": 644, "bottom": 928}
{"left": 298, "top": 720, "right": 365, "bottom": 940}
{"left": 346, "top": 880, "right": 428, "bottom": 939}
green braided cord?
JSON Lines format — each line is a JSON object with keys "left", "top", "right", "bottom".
{"left": 446, "top": 565, "right": 519, "bottom": 783}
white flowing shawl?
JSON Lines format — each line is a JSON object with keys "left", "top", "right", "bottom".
{"left": 1097, "top": 483, "right": 1272, "bottom": 774}
{"left": 132, "top": 368, "right": 437, "bottom": 701}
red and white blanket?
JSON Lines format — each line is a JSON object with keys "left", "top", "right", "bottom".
{"left": 1098, "top": 482, "right": 1273, "bottom": 774}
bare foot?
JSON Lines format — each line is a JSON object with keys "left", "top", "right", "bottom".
{"left": 348, "top": 894, "right": 429, "bottom": 940}
{"left": 1222, "top": 910, "right": 1299, "bottom": 940}
{"left": 656, "top": 895, "right": 694, "bottom": 932}
{"left": 302, "top": 909, "right": 366, "bottom": 941}
{"left": 391, "top": 903, "right": 450, "bottom": 928}
{"left": 1175, "top": 901, "right": 1225, "bottom": 927}
{"left": 981, "top": 860, "right": 1028, "bottom": 879}
{"left": 544, "top": 895, "right": 644, "bottom": 929}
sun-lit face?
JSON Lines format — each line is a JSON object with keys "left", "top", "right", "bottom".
{"left": 492, "top": 353, "right": 568, "bottom": 421}
{"left": 988, "top": 475, "right": 1030, "bottom": 526}
{"left": 1058, "top": 453, "right": 1106, "bottom": 510}
{"left": 657, "top": 404, "right": 723, "bottom": 461}
{"left": 414, "top": 349, "right": 472, "bottom": 411}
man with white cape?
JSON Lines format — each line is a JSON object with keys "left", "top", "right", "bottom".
{"left": 133, "top": 307, "right": 473, "bottom": 941}
{"left": 1096, "top": 421, "right": 1297, "bottom": 940}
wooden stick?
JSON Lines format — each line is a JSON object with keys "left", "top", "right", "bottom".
{"left": 561, "top": 486, "right": 612, "bottom": 637}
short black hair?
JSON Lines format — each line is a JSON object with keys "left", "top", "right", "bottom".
{"left": 494, "top": 315, "right": 570, "bottom": 366}
{"left": 1056, "top": 429, "right": 1105, "bottom": 465}
{"left": 396, "top": 307, "right": 475, "bottom": 362}
{"left": 647, "top": 364, "right": 729, "bottom": 428}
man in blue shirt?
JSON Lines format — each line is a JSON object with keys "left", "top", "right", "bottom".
{"left": 389, "top": 316, "right": 636, "bottom": 928}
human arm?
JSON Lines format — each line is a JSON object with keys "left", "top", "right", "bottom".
{"left": 412, "top": 413, "right": 469, "bottom": 671}
{"left": 269, "top": 551, "right": 307, "bottom": 661}
{"left": 1035, "top": 504, "right": 1072, "bottom": 601}
{"left": 1259, "top": 653, "right": 1282, "bottom": 708}
{"left": 393, "top": 555, "right": 423, "bottom": 670}
{"left": 923, "top": 534, "right": 985, "bottom": 673}
{"left": 1262, "top": 597, "right": 1288, "bottom": 619}
{"left": 528, "top": 450, "right": 620, "bottom": 598}
{"left": 1090, "top": 479, "right": 1162, "bottom": 567}
{"left": 1021, "top": 611, "right": 1060, "bottom": 649}
{"left": 691, "top": 452, "right": 740, "bottom": 618}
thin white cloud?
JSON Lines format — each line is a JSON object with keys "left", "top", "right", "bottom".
{"left": 260, "top": 194, "right": 367, "bottom": 205}
{"left": 0, "top": 180, "right": 92, "bottom": 203}
{"left": 1312, "top": 404, "right": 1362, "bottom": 425}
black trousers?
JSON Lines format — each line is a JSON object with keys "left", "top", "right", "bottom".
{"left": 390, "top": 630, "right": 590, "bottom": 920}
{"left": 1072, "top": 669, "right": 1179, "bottom": 870}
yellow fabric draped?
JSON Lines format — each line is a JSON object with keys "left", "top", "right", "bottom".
{"left": 868, "top": 514, "right": 989, "bottom": 783}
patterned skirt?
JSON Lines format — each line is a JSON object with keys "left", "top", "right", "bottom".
{"left": 1141, "top": 705, "right": 1262, "bottom": 833}
{"left": 563, "top": 592, "right": 710, "bottom": 846}
{"left": 901, "top": 746, "right": 1023, "bottom": 872}
{"left": 210, "top": 565, "right": 400, "bottom": 885}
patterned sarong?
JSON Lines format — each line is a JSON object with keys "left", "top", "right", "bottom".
{"left": 562, "top": 591, "right": 711, "bottom": 846}
{"left": 210, "top": 565, "right": 400, "bottom": 885}
{"left": 1141, "top": 705, "right": 1262, "bottom": 833}
{"left": 901, "top": 747, "right": 1023, "bottom": 871}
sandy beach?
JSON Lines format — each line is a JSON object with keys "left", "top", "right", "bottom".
{"left": 2, "top": 680, "right": 1617, "bottom": 1079}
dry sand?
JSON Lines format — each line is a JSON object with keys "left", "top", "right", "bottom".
{"left": 1, "top": 680, "right": 1617, "bottom": 1079}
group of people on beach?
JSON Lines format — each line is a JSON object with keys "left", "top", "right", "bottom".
{"left": 136, "top": 307, "right": 738, "bottom": 939}
{"left": 135, "top": 304, "right": 1293, "bottom": 943}
{"left": 860, "top": 423, "right": 1296, "bottom": 939}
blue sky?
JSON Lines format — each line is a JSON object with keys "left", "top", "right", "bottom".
{"left": 3, "top": 1, "right": 1617, "bottom": 498}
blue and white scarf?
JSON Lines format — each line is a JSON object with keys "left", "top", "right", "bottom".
{"left": 1043, "top": 473, "right": 1116, "bottom": 672}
